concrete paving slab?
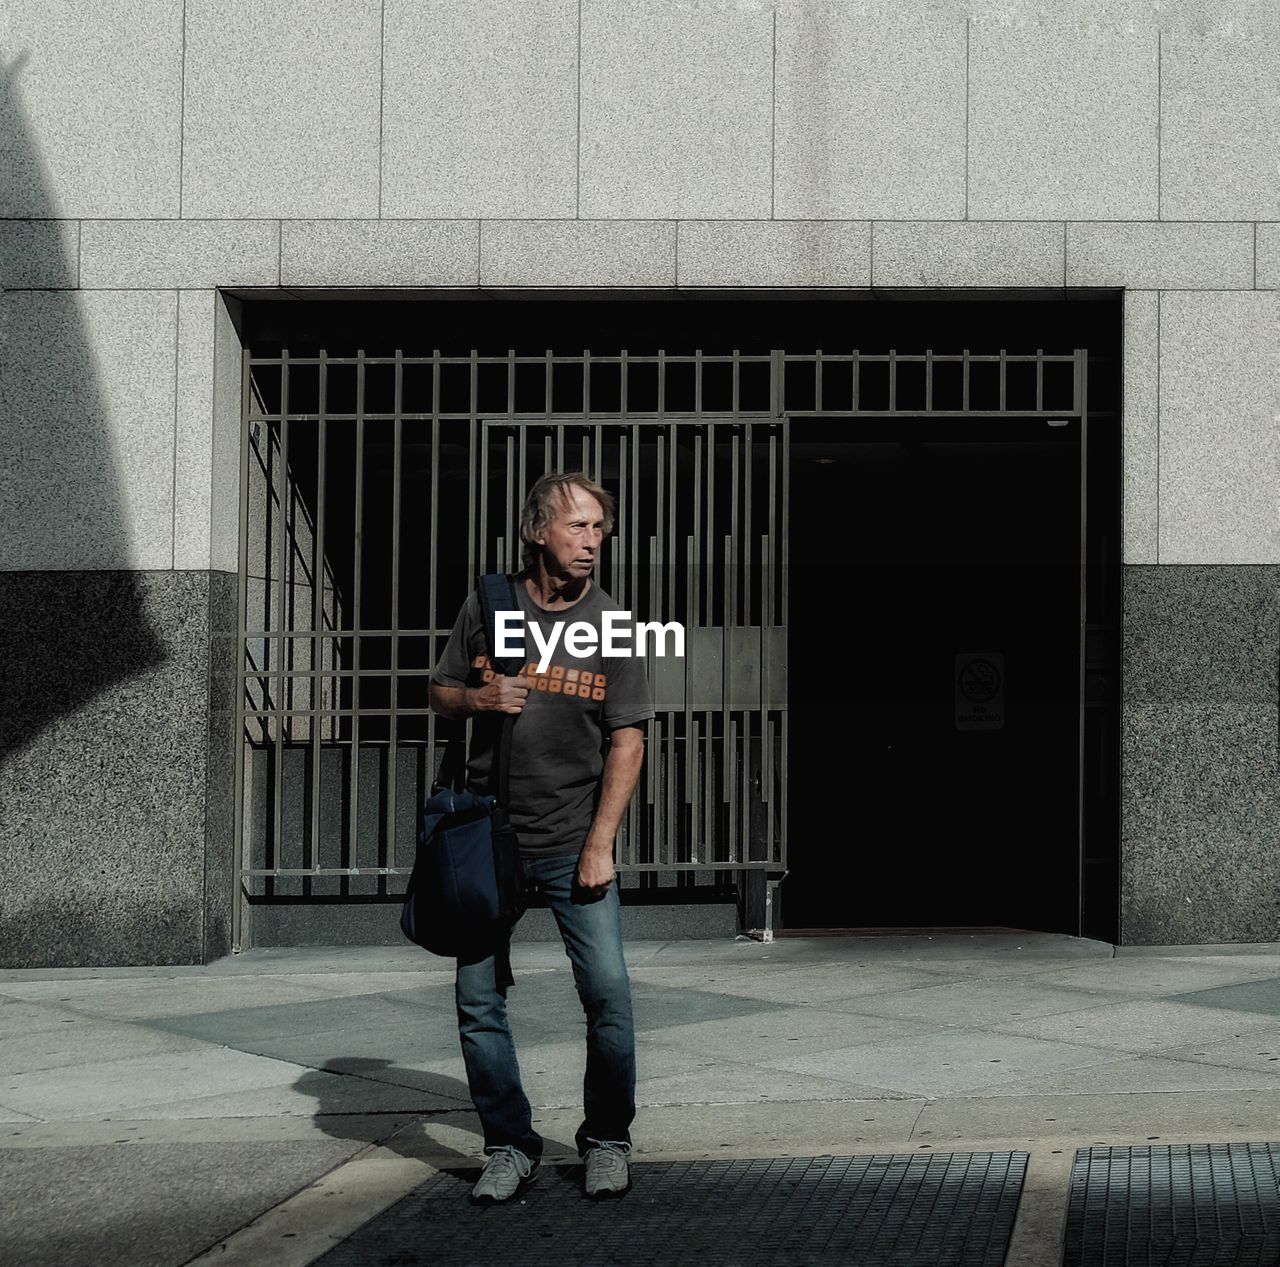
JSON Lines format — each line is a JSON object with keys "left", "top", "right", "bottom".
{"left": 129, "top": 1074, "right": 460, "bottom": 1122}
{"left": 629, "top": 961, "right": 950, "bottom": 1004}
{"left": 0, "top": 1137, "right": 361, "bottom": 1267}
{"left": 234, "top": 1016, "right": 467, "bottom": 1071}
{"left": 830, "top": 978, "right": 1112, "bottom": 1027}
{"left": 0, "top": 974, "right": 373, "bottom": 1020}
{"left": 0, "top": 1017, "right": 212, "bottom": 1075}
{"left": 910, "top": 1090, "right": 1280, "bottom": 1147}
{"left": 1165, "top": 975, "right": 1280, "bottom": 1016}
{"left": 0, "top": 996, "right": 103, "bottom": 1036}
{"left": 635, "top": 1059, "right": 903, "bottom": 1108}
{"left": 0, "top": 1104, "right": 41, "bottom": 1122}
{"left": 993, "top": 999, "right": 1278, "bottom": 1053}
{"left": 2, "top": 1047, "right": 311, "bottom": 1120}
{"left": 952, "top": 1054, "right": 1280, "bottom": 1098}
{"left": 1153, "top": 1029, "right": 1280, "bottom": 1075}
{"left": 629, "top": 984, "right": 774, "bottom": 1037}
{"left": 760, "top": 1028, "right": 1123, "bottom": 1097}
{"left": 0, "top": 1114, "right": 420, "bottom": 1150}
{"left": 1029, "top": 957, "right": 1280, "bottom": 998}
{"left": 644, "top": 1006, "right": 933, "bottom": 1062}
{"left": 143, "top": 991, "right": 447, "bottom": 1047}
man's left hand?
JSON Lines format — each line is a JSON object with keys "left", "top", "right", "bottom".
{"left": 576, "top": 846, "right": 615, "bottom": 897}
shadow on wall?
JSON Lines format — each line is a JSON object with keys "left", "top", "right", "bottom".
{"left": 0, "top": 53, "right": 166, "bottom": 768}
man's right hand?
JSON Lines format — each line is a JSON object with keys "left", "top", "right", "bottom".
{"left": 472, "top": 675, "right": 531, "bottom": 715}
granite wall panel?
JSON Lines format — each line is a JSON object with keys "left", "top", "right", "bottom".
{"left": 0, "top": 220, "right": 79, "bottom": 289}
{"left": 1160, "top": 4, "right": 1280, "bottom": 220}
{"left": 0, "top": 289, "right": 178, "bottom": 572}
{"left": 579, "top": 0, "right": 772, "bottom": 218}
{"left": 204, "top": 569, "right": 239, "bottom": 962}
{"left": 0, "top": 571, "right": 224, "bottom": 967}
{"left": 1121, "top": 565, "right": 1280, "bottom": 945}
{"left": 969, "top": 12, "right": 1159, "bottom": 220}
{"left": 1122, "top": 291, "right": 1159, "bottom": 565}
{"left": 0, "top": 0, "right": 182, "bottom": 218}
{"left": 381, "top": 0, "right": 578, "bottom": 219}
{"left": 773, "top": 2, "right": 966, "bottom": 220}
{"left": 79, "top": 220, "right": 279, "bottom": 289}
{"left": 1158, "top": 291, "right": 1279, "bottom": 564}
{"left": 676, "top": 220, "right": 871, "bottom": 288}
{"left": 181, "top": 0, "right": 382, "bottom": 218}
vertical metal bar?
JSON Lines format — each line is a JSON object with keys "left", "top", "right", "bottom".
{"left": 507, "top": 347, "right": 516, "bottom": 419}
{"left": 544, "top": 348, "right": 553, "bottom": 419}
{"left": 348, "top": 351, "right": 366, "bottom": 878}
{"left": 429, "top": 349, "right": 441, "bottom": 791}
{"left": 387, "top": 350, "right": 403, "bottom": 874}
{"left": 685, "top": 532, "right": 696, "bottom": 822}
{"left": 779, "top": 418, "right": 789, "bottom": 870}
{"left": 620, "top": 348, "right": 629, "bottom": 419}
{"left": 999, "top": 348, "right": 1007, "bottom": 413}
{"left": 582, "top": 348, "right": 591, "bottom": 424}
{"left": 742, "top": 421, "right": 752, "bottom": 624}
{"left": 627, "top": 420, "right": 640, "bottom": 853}
{"left": 272, "top": 352, "right": 290, "bottom": 883}
{"left": 776, "top": 364, "right": 789, "bottom": 620}
{"left": 889, "top": 348, "right": 896, "bottom": 414}
{"left": 618, "top": 430, "right": 628, "bottom": 609}
{"left": 647, "top": 535, "right": 659, "bottom": 862}
{"left": 729, "top": 430, "right": 739, "bottom": 624}
{"left": 593, "top": 422, "right": 603, "bottom": 484}
{"left": 705, "top": 419, "right": 715, "bottom": 628}
{"left": 308, "top": 351, "right": 329, "bottom": 879}
{"left": 925, "top": 349, "right": 933, "bottom": 414}
{"left": 851, "top": 348, "right": 859, "bottom": 414}
{"left": 666, "top": 422, "right": 676, "bottom": 619}
{"left": 1076, "top": 348, "right": 1089, "bottom": 938}
{"left": 478, "top": 355, "right": 489, "bottom": 574}
{"left": 231, "top": 347, "right": 254, "bottom": 951}
{"left": 689, "top": 348, "right": 697, "bottom": 418}
{"left": 466, "top": 351, "right": 477, "bottom": 586}
{"left": 505, "top": 429, "right": 515, "bottom": 568}
{"left": 814, "top": 349, "right": 822, "bottom": 413}
{"left": 723, "top": 535, "right": 736, "bottom": 864}
{"left": 1036, "top": 348, "right": 1044, "bottom": 413}
{"left": 962, "top": 347, "right": 970, "bottom": 413}
{"left": 693, "top": 429, "right": 703, "bottom": 625}
{"left": 761, "top": 529, "right": 771, "bottom": 865}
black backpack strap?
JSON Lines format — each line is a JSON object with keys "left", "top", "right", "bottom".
{"left": 477, "top": 573, "right": 524, "bottom": 808}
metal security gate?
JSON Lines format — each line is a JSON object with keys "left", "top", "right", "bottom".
{"left": 233, "top": 349, "right": 794, "bottom": 949}
{"left": 233, "top": 342, "right": 1099, "bottom": 946}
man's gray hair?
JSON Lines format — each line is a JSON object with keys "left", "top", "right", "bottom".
{"left": 520, "top": 471, "right": 616, "bottom": 568}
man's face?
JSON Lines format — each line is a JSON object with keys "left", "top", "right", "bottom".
{"left": 535, "top": 485, "right": 606, "bottom": 580}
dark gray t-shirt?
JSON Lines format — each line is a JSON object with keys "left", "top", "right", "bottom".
{"left": 431, "top": 578, "right": 654, "bottom": 858}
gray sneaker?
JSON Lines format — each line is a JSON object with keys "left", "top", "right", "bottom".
{"left": 583, "top": 1140, "right": 631, "bottom": 1199}
{"left": 471, "top": 1145, "right": 538, "bottom": 1203}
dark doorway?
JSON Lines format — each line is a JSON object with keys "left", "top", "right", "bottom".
{"left": 783, "top": 418, "right": 1082, "bottom": 933}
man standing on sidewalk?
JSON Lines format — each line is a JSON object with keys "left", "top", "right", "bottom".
{"left": 428, "top": 471, "right": 653, "bottom": 1203}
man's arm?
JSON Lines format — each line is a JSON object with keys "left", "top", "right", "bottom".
{"left": 429, "top": 677, "right": 530, "bottom": 719}
{"left": 577, "top": 724, "right": 646, "bottom": 892}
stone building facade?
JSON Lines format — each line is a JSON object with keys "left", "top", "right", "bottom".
{"left": 1, "top": 0, "right": 1276, "bottom": 965}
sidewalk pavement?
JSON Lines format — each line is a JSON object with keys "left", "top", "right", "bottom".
{"left": 2, "top": 932, "right": 1278, "bottom": 1266}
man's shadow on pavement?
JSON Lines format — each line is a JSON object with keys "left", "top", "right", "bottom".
{"left": 293, "top": 1057, "right": 578, "bottom": 1179}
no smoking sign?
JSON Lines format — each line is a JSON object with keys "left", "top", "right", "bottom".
{"left": 955, "top": 652, "right": 1005, "bottom": 730}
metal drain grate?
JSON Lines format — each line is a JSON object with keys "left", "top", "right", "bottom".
{"left": 1064, "top": 1143, "right": 1280, "bottom": 1267}
{"left": 313, "top": 1151, "right": 1027, "bottom": 1267}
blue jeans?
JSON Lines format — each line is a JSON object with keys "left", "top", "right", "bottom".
{"left": 454, "top": 851, "right": 636, "bottom": 1159}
